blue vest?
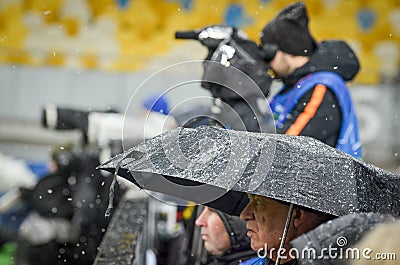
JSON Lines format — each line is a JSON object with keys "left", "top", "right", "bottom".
{"left": 269, "top": 72, "right": 362, "bottom": 159}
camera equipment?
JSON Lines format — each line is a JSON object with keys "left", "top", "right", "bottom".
{"left": 175, "top": 25, "right": 274, "bottom": 132}
{"left": 41, "top": 104, "right": 119, "bottom": 144}
{"left": 176, "top": 25, "right": 272, "bottom": 100}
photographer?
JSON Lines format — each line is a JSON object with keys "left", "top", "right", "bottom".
{"left": 15, "top": 146, "right": 124, "bottom": 265}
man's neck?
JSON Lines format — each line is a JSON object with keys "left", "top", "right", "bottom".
{"left": 288, "top": 55, "right": 310, "bottom": 75}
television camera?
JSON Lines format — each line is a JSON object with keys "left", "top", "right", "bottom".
{"left": 175, "top": 25, "right": 274, "bottom": 132}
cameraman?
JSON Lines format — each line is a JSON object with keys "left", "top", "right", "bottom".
{"left": 260, "top": 2, "right": 362, "bottom": 159}
{"left": 15, "top": 146, "right": 124, "bottom": 265}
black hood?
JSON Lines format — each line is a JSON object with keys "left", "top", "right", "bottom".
{"left": 282, "top": 40, "right": 360, "bottom": 87}
{"left": 213, "top": 210, "right": 255, "bottom": 263}
{"left": 217, "top": 210, "right": 252, "bottom": 252}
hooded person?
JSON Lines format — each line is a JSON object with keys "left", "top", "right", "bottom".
{"left": 260, "top": 2, "right": 362, "bottom": 159}
{"left": 195, "top": 206, "right": 257, "bottom": 265}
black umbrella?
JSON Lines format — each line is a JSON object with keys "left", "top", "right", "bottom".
{"left": 100, "top": 126, "right": 400, "bottom": 217}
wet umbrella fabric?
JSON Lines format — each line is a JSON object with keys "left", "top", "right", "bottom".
{"left": 100, "top": 126, "right": 400, "bottom": 217}
{"left": 290, "top": 212, "right": 397, "bottom": 265}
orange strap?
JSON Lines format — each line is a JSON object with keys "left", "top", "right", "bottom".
{"left": 286, "top": 84, "right": 327, "bottom": 136}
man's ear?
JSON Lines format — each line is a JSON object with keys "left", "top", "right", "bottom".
{"left": 292, "top": 208, "right": 308, "bottom": 229}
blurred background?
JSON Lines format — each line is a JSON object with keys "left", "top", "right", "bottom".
{"left": 0, "top": 0, "right": 399, "bottom": 262}
{"left": 1, "top": 0, "right": 399, "bottom": 168}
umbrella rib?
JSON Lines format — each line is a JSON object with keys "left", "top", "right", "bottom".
{"left": 275, "top": 203, "right": 294, "bottom": 265}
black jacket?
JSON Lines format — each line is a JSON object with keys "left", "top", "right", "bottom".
{"left": 204, "top": 211, "right": 257, "bottom": 265}
{"left": 276, "top": 40, "right": 360, "bottom": 147}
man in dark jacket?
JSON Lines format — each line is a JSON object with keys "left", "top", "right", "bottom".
{"left": 195, "top": 206, "right": 257, "bottom": 265}
{"left": 260, "top": 2, "right": 362, "bottom": 159}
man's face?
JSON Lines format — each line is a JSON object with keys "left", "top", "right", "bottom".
{"left": 240, "top": 195, "right": 291, "bottom": 253}
{"left": 268, "top": 50, "right": 291, "bottom": 79}
{"left": 195, "top": 206, "right": 230, "bottom": 255}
